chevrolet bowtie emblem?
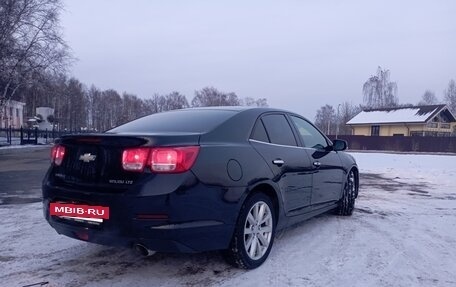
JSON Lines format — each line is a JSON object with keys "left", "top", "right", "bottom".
{"left": 79, "top": 153, "right": 97, "bottom": 163}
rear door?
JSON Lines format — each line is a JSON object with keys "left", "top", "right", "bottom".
{"left": 249, "top": 113, "right": 313, "bottom": 215}
{"left": 288, "top": 115, "right": 344, "bottom": 206}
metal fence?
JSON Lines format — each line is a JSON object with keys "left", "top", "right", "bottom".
{"left": 329, "top": 135, "right": 456, "bottom": 153}
{"left": 0, "top": 127, "right": 92, "bottom": 146}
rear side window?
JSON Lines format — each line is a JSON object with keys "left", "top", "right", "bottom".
{"left": 261, "top": 114, "right": 297, "bottom": 146}
{"left": 250, "top": 120, "right": 269, "bottom": 142}
{"left": 108, "top": 109, "right": 237, "bottom": 134}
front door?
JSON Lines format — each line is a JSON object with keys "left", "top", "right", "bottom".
{"left": 250, "top": 114, "right": 313, "bottom": 215}
{"left": 288, "top": 115, "right": 344, "bottom": 206}
{"left": 304, "top": 148, "right": 344, "bottom": 205}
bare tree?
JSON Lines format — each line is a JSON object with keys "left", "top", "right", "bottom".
{"left": 86, "top": 85, "right": 101, "bottom": 130}
{"left": 87, "top": 89, "right": 123, "bottom": 131}
{"left": 444, "top": 79, "right": 456, "bottom": 114}
{"left": 120, "top": 93, "right": 144, "bottom": 124}
{"left": 254, "top": 98, "right": 268, "bottom": 107}
{"left": 336, "top": 102, "right": 362, "bottom": 135}
{"left": 419, "top": 90, "right": 438, "bottom": 105}
{"left": 315, "top": 104, "right": 336, "bottom": 135}
{"left": 59, "top": 78, "right": 87, "bottom": 130}
{"left": 163, "top": 91, "right": 189, "bottom": 111}
{"left": 363, "top": 66, "right": 398, "bottom": 108}
{"left": 143, "top": 94, "right": 166, "bottom": 114}
{"left": 240, "top": 97, "right": 268, "bottom": 107}
{"left": 241, "top": 97, "right": 256, "bottom": 106}
{"left": 191, "top": 87, "right": 240, "bottom": 107}
{"left": 0, "top": 0, "right": 70, "bottom": 117}
{"left": 142, "top": 92, "right": 189, "bottom": 115}
{"left": 102, "top": 89, "right": 122, "bottom": 130}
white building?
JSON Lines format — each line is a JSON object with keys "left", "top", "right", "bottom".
{"left": 1, "top": 100, "right": 26, "bottom": 128}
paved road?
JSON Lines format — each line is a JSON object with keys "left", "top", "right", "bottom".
{"left": 0, "top": 147, "right": 50, "bottom": 205}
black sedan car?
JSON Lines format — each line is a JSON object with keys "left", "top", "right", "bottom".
{"left": 43, "top": 107, "right": 358, "bottom": 269}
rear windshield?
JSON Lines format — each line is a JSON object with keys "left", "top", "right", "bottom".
{"left": 107, "top": 109, "right": 238, "bottom": 134}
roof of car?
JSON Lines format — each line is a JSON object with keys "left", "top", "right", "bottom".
{"left": 179, "top": 106, "right": 290, "bottom": 114}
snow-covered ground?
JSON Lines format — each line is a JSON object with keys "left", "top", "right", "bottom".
{"left": 1, "top": 152, "right": 455, "bottom": 287}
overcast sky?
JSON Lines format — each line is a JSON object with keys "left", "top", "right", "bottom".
{"left": 61, "top": 0, "right": 456, "bottom": 118}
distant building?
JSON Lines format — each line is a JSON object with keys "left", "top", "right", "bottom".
{"left": 346, "top": 104, "right": 456, "bottom": 137}
{"left": 1, "top": 100, "right": 26, "bottom": 128}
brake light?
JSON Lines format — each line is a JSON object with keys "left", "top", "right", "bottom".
{"left": 122, "top": 148, "right": 150, "bottom": 172}
{"left": 51, "top": 145, "right": 66, "bottom": 166}
{"left": 122, "top": 146, "right": 199, "bottom": 173}
{"left": 151, "top": 146, "right": 199, "bottom": 173}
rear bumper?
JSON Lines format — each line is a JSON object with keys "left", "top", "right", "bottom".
{"left": 42, "top": 173, "right": 244, "bottom": 253}
{"left": 45, "top": 212, "right": 232, "bottom": 252}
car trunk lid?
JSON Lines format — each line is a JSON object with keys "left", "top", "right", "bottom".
{"left": 52, "top": 133, "right": 200, "bottom": 190}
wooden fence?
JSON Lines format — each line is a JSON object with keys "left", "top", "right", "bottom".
{"left": 329, "top": 135, "right": 456, "bottom": 153}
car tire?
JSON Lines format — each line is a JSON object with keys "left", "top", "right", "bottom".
{"left": 336, "top": 169, "right": 357, "bottom": 216}
{"left": 223, "top": 193, "right": 276, "bottom": 269}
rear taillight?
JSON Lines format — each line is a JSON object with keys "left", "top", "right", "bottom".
{"left": 122, "top": 148, "right": 150, "bottom": 172}
{"left": 51, "top": 145, "right": 66, "bottom": 166}
{"left": 121, "top": 146, "right": 200, "bottom": 173}
{"left": 150, "top": 146, "right": 200, "bottom": 173}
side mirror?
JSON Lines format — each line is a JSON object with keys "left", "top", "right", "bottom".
{"left": 332, "top": 139, "right": 347, "bottom": 151}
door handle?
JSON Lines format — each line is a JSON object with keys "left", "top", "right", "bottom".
{"left": 272, "top": 159, "right": 285, "bottom": 166}
{"left": 313, "top": 161, "right": 321, "bottom": 168}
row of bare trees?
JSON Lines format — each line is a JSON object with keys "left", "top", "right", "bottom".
{"left": 315, "top": 66, "right": 456, "bottom": 135}
{"left": 17, "top": 75, "right": 268, "bottom": 131}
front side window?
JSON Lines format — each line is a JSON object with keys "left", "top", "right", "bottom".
{"left": 261, "top": 114, "right": 297, "bottom": 146}
{"left": 290, "top": 116, "right": 328, "bottom": 149}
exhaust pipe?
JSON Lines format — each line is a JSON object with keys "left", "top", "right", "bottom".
{"left": 134, "top": 244, "right": 156, "bottom": 257}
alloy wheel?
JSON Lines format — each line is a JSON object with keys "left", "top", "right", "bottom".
{"left": 348, "top": 171, "right": 356, "bottom": 198}
{"left": 243, "top": 201, "right": 273, "bottom": 260}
